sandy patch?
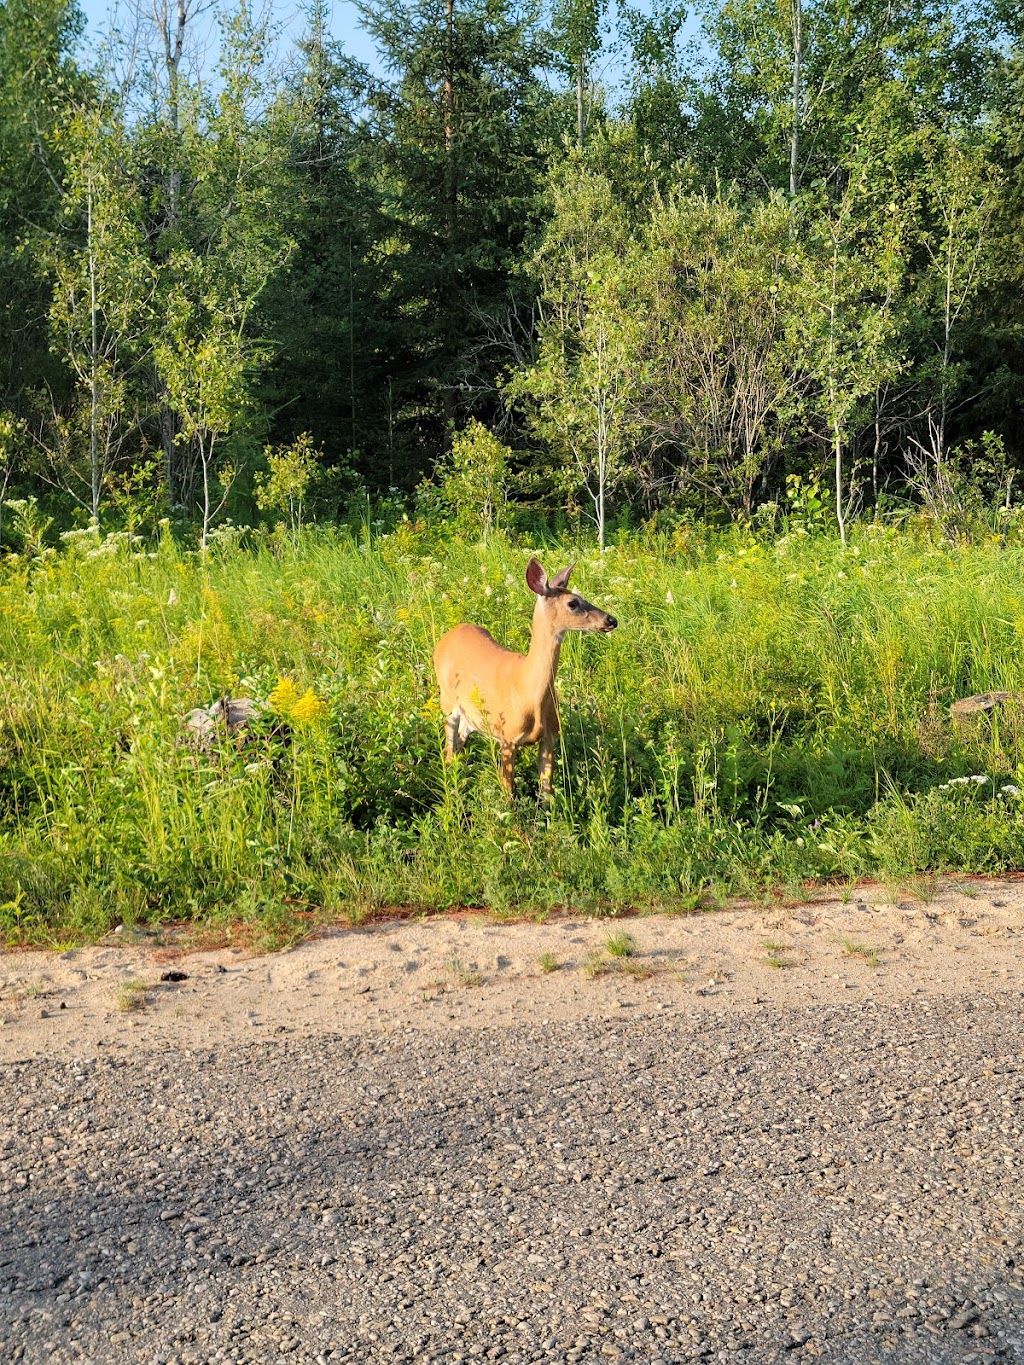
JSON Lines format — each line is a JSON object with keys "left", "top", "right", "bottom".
{"left": 1, "top": 877, "right": 1022, "bottom": 1062}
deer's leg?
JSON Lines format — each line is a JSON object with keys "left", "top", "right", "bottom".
{"left": 445, "top": 711, "right": 466, "bottom": 762}
{"left": 538, "top": 731, "right": 556, "bottom": 797}
{"left": 500, "top": 743, "right": 516, "bottom": 795}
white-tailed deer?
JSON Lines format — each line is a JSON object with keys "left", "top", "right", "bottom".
{"left": 433, "top": 558, "right": 618, "bottom": 796}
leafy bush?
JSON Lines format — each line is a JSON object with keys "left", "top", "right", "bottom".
{"left": 418, "top": 420, "right": 512, "bottom": 542}
{"left": 871, "top": 776, "right": 1024, "bottom": 873}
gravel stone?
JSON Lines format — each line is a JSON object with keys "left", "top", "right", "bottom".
{"left": 2, "top": 991, "right": 1024, "bottom": 1363}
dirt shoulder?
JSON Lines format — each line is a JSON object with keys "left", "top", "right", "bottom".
{"left": 2, "top": 877, "right": 1021, "bottom": 1063}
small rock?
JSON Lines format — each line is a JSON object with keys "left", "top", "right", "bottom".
{"left": 951, "top": 1308, "right": 981, "bottom": 1331}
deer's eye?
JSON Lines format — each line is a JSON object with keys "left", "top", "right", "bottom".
{"left": 567, "top": 598, "right": 583, "bottom": 612}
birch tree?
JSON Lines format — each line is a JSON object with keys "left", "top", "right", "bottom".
{"left": 127, "top": 0, "right": 295, "bottom": 517}
{"left": 153, "top": 291, "right": 251, "bottom": 551}
{"left": 517, "top": 267, "right": 641, "bottom": 550}
{"left": 45, "top": 98, "right": 153, "bottom": 521}
{"left": 508, "top": 162, "right": 640, "bottom": 547}
{"left": 797, "top": 181, "right": 907, "bottom": 545}
{"left": 911, "top": 134, "right": 999, "bottom": 488}
{"left": 551, "top": 0, "right": 604, "bottom": 147}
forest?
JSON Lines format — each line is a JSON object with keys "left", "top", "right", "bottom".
{"left": 0, "top": 0, "right": 1021, "bottom": 544}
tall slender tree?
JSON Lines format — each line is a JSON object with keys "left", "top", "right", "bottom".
{"left": 796, "top": 172, "right": 908, "bottom": 544}
{"left": 44, "top": 95, "right": 153, "bottom": 521}
{"left": 689, "top": 0, "right": 992, "bottom": 197}
{"left": 0, "top": 0, "right": 87, "bottom": 420}
{"left": 551, "top": 0, "right": 604, "bottom": 147}
{"left": 128, "top": 0, "right": 295, "bottom": 517}
{"left": 352, "top": 0, "right": 553, "bottom": 476}
{"left": 259, "top": 0, "right": 383, "bottom": 480}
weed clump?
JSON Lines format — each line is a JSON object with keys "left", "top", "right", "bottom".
{"left": 447, "top": 959, "right": 484, "bottom": 988}
{"left": 604, "top": 931, "right": 636, "bottom": 959}
{"left": 116, "top": 980, "right": 149, "bottom": 1012}
{"left": 763, "top": 939, "right": 790, "bottom": 968}
{"left": 585, "top": 934, "right": 653, "bottom": 979}
{"left": 842, "top": 941, "right": 880, "bottom": 966}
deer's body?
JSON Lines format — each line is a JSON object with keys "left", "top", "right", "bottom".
{"left": 433, "top": 559, "right": 617, "bottom": 795}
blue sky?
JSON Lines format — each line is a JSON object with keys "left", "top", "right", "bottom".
{"left": 73, "top": 0, "right": 668, "bottom": 95}
{"left": 76, "top": 0, "right": 385, "bottom": 75}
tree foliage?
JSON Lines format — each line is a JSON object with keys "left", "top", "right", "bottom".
{"left": 0, "top": 0, "right": 1019, "bottom": 541}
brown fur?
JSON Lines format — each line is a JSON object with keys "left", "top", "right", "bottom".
{"left": 433, "top": 559, "right": 617, "bottom": 795}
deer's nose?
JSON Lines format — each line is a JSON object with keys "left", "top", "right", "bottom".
{"left": 604, "top": 614, "right": 618, "bottom": 631}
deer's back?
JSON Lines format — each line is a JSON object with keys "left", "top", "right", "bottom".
{"left": 433, "top": 624, "right": 532, "bottom": 734}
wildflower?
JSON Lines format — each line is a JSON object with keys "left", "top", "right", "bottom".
{"left": 268, "top": 676, "right": 300, "bottom": 715}
{"left": 1001, "top": 784, "right": 1021, "bottom": 797}
{"left": 59, "top": 526, "right": 101, "bottom": 547}
{"left": 268, "top": 676, "right": 326, "bottom": 724}
{"left": 289, "top": 688, "right": 327, "bottom": 724}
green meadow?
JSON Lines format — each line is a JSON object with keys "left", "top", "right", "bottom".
{"left": 3, "top": 517, "right": 1024, "bottom": 945}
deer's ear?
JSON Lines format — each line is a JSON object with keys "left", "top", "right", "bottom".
{"left": 526, "top": 558, "right": 549, "bottom": 596}
{"left": 548, "top": 564, "right": 574, "bottom": 591}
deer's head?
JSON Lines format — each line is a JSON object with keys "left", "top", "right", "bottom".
{"left": 526, "top": 558, "right": 618, "bottom": 636}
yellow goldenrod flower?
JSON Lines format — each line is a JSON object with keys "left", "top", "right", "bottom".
{"left": 268, "top": 676, "right": 326, "bottom": 724}
{"left": 289, "top": 687, "right": 327, "bottom": 724}
{"left": 268, "top": 676, "right": 300, "bottom": 715}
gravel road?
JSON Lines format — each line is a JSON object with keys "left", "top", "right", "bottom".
{"left": 3, "top": 988, "right": 1023, "bottom": 1365}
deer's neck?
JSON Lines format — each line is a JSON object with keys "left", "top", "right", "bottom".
{"left": 524, "top": 609, "right": 563, "bottom": 700}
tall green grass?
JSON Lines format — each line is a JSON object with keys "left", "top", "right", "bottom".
{"left": 2, "top": 517, "right": 1024, "bottom": 942}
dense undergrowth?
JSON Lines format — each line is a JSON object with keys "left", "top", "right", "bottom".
{"left": 3, "top": 517, "right": 1024, "bottom": 944}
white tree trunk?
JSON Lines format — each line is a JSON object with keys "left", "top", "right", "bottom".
{"left": 789, "top": 0, "right": 802, "bottom": 198}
